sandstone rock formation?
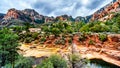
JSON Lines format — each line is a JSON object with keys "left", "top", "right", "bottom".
{"left": 91, "top": 0, "right": 120, "bottom": 21}
{"left": 55, "top": 15, "right": 74, "bottom": 22}
{"left": 18, "top": 33, "right": 120, "bottom": 67}
{"left": 0, "top": 8, "right": 46, "bottom": 26}
{"left": 75, "top": 15, "right": 91, "bottom": 23}
{"left": 73, "top": 33, "right": 120, "bottom": 67}
{"left": 1, "top": 0, "right": 120, "bottom": 27}
{"left": 1, "top": 8, "right": 32, "bottom": 26}
{"left": 1, "top": 9, "right": 87, "bottom": 27}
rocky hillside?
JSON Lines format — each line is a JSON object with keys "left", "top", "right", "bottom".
{"left": 1, "top": 0, "right": 120, "bottom": 27}
{"left": 0, "top": 13, "right": 5, "bottom": 21}
{"left": 0, "top": 8, "right": 91, "bottom": 27}
{"left": 91, "top": 0, "right": 120, "bottom": 21}
{"left": 0, "top": 8, "right": 44, "bottom": 26}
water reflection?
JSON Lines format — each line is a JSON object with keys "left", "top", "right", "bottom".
{"left": 89, "top": 59, "right": 120, "bottom": 68}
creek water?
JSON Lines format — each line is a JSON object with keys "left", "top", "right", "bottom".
{"left": 89, "top": 59, "right": 120, "bottom": 68}
{"left": 72, "top": 43, "right": 120, "bottom": 68}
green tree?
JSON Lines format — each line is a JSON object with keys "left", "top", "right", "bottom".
{"left": 0, "top": 28, "right": 19, "bottom": 67}
{"left": 73, "top": 22, "right": 85, "bottom": 32}
{"left": 79, "top": 24, "right": 90, "bottom": 32}
{"left": 111, "top": 24, "right": 119, "bottom": 33}
{"left": 51, "top": 28, "right": 61, "bottom": 35}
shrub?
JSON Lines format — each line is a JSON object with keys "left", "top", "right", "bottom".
{"left": 80, "top": 24, "right": 90, "bottom": 32}
{"left": 36, "top": 55, "right": 67, "bottom": 68}
{"left": 40, "top": 37, "right": 46, "bottom": 44}
{"left": 51, "top": 28, "right": 61, "bottom": 35}
{"left": 99, "top": 34, "right": 107, "bottom": 42}
{"left": 90, "top": 23, "right": 110, "bottom": 32}
{"left": 24, "top": 37, "right": 33, "bottom": 43}
{"left": 111, "top": 24, "right": 119, "bottom": 33}
{"left": 0, "top": 28, "right": 19, "bottom": 66}
{"left": 68, "top": 38, "right": 72, "bottom": 44}
{"left": 70, "top": 54, "right": 90, "bottom": 68}
{"left": 54, "top": 39, "right": 65, "bottom": 45}
{"left": 89, "top": 39, "right": 94, "bottom": 45}
{"left": 14, "top": 56, "right": 34, "bottom": 68}
{"left": 79, "top": 34, "right": 86, "bottom": 41}
{"left": 32, "top": 32, "right": 39, "bottom": 39}
{"left": 36, "top": 60, "right": 54, "bottom": 68}
{"left": 70, "top": 54, "right": 80, "bottom": 63}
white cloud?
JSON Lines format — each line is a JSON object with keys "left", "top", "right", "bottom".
{"left": 81, "top": 0, "right": 90, "bottom": 6}
{"left": 0, "top": 0, "right": 113, "bottom": 17}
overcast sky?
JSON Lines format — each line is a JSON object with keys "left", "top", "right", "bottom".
{"left": 0, "top": 0, "right": 113, "bottom": 17}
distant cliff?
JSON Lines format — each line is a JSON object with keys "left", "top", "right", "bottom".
{"left": 0, "top": 13, "right": 5, "bottom": 21}
{"left": 0, "top": 8, "right": 92, "bottom": 27}
{"left": 1, "top": 0, "right": 120, "bottom": 27}
{"left": 91, "top": 0, "right": 120, "bottom": 21}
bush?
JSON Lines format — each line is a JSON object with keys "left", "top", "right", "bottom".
{"left": 32, "top": 32, "right": 39, "bottom": 39}
{"left": 14, "top": 56, "right": 34, "bottom": 68}
{"left": 70, "top": 54, "right": 80, "bottom": 63}
{"left": 89, "top": 39, "right": 94, "bottom": 45}
{"left": 99, "top": 34, "right": 107, "bottom": 42}
{"left": 37, "top": 55, "right": 67, "bottom": 68}
{"left": 51, "top": 28, "right": 61, "bottom": 35}
{"left": 79, "top": 34, "right": 86, "bottom": 41}
{"left": 40, "top": 37, "right": 46, "bottom": 44}
{"left": 111, "top": 24, "right": 119, "bottom": 33}
{"left": 24, "top": 37, "right": 34, "bottom": 43}
{"left": 0, "top": 28, "right": 19, "bottom": 66}
{"left": 90, "top": 23, "right": 110, "bottom": 32}
{"left": 54, "top": 38, "right": 65, "bottom": 45}
{"left": 68, "top": 38, "right": 72, "bottom": 44}
{"left": 80, "top": 24, "right": 90, "bottom": 32}
{"left": 36, "top": 60, "right": 54, "bottom": 68}
{"left": 70, "top": 54, "right": 90, "bottom": 68}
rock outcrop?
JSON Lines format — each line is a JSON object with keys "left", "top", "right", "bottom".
{"left": 1, "top": 0, "right": 120, "bottom": 27}
{"left": 1, "top": 8, "right": 32, "bottom": 26}
{"left": 0, "top": 9, "right": 81, "bottom": 26}
{"left": 72, "top": 33, "right": 120, "bottom": 67}
{"left": 55, "top": 15, "right": 74, "bottom": 22}
{"left": 18, "top": 33, "right": 120, "bottom": 67}
{"left": 91, "top": 0, "right": 120, "bottom": 21}
{"left": 75, "top": 15, "right": 91, "bottom": 23}
{"left": 0, "top": 8, "right": 46, "bottom": 26}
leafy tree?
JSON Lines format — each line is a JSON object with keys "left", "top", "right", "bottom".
{"left": 79, "top": 24, "right": 90, "bottom": 32}
{"left": 42, "top": 25, "right": 50, "bottom": 32}
{"left": 90, "top": 24, "right": 101, "bottom": 32}
{"left": 51, "top": 28, "right": 61, "bottom": 35}
{"left": 0, "top": 28, "right": 19, "bottom": 67}
{"left": 73, "top": 22, "right": 85, "bottom": 32}
{"left": 111, "top": 24, "right": 119, "bottom": 33}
